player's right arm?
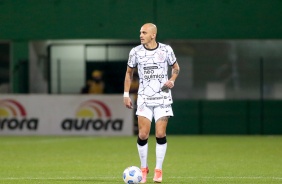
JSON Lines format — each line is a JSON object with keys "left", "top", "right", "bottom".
{"left": 123, "top": 66, "right": 134, "bottom": 109}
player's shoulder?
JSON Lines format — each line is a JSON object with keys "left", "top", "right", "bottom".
{"left": 158, "top": 42, "right": 173, "bottom": 51}
{"left": 131, "top": 44, "right": 144, "bottom": 52}
{"left": 158, "top": 42, "right": 168, "bottom": 47}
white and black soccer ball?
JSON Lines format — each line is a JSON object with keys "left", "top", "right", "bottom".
{"left": 123, "top": 166, "right": 142, "bottom": 184}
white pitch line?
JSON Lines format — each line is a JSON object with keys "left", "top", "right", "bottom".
{"left": 170, "top": 176, "right": 282, "bottom": 180}
{"left": 1, "top": 176, "right": 282, "bottom": 180}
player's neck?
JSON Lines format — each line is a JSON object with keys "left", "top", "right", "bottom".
{"left": 144, "top": 41, "right": 158, "bottom": 50}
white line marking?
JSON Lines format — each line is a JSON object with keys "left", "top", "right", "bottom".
{"left": 170, "top": 176, "right": 282, "bottom": 180}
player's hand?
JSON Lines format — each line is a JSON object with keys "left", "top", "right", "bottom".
{"left": 124, "top": 97, "right": 133, "bottom": 109}
{"left": 164, "top": 80, "right": 174, "bottom": 89}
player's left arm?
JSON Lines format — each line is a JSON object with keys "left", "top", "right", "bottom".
{"left": 165, "top": 62, "right": 180, "bottom": 89}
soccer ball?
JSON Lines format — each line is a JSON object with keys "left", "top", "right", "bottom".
{"left": 123, "top": 166, "right": 142, "bottom": 184}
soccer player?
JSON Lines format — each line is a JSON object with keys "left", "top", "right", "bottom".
{"left": 123, "top": 23, "right": 180, "bottom": 183}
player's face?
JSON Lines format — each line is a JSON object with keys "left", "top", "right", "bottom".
{"left": 140, "top": 26, "right": 155, "bottom": 45}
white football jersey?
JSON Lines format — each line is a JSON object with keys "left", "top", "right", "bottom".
{"left": 128, "top": 42, "right": 177, "bottom": 106}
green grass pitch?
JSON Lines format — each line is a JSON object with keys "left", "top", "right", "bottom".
{"left": 0, "top": 136, "right": 282, "bottom": 184}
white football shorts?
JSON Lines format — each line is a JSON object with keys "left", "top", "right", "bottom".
{"left": 136, "top": 104, "right": 174, "bottom": 122}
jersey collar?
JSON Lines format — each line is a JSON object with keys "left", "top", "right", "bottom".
{"left": 143, "top": 42, "right": 159, "bottom": 51}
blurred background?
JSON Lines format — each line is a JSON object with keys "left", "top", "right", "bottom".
{"left": 0, "top": 0, "right": 282, "bottom": 135}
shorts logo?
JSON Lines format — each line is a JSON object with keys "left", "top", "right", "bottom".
{"left": 138, "top": 104, "right": 145, "bottom": 112}
{"left": 76, "top": 100, "right": 111, "bottom": 118}
{"left": 0, "top": 99, "right": 38, "bottom": 130}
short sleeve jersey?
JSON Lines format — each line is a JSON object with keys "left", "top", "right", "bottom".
{"left": 127, "top": 42, "right": 177, "bottom": 106}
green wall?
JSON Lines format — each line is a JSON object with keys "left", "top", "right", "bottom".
{"left": 1, "top": 0, "right": 281, "bottom": 40}
{"left": 150, "top": 100, "right": 282, "bottom": 135}
{"left": 1, "top": 0, "right": 282, "bottom": 92}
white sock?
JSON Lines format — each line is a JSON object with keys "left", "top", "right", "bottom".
{"left": 156, "top": 143, "right": 167, "bottom": 170}
{"left": 137, "top": 143, "right": 148, "bottom": 168}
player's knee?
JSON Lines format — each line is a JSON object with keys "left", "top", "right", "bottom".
{"left": 155, "top": 130, "right": 166, "bottom": 138}
{"left": 138, "top": 132, "right": 149, "bottom": 140}
{"left": 156, "top": 136, "right": 167, "bottom": 145}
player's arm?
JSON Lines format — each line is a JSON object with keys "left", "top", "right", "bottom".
{"left": 123, "top": 66, "right": 134, "bottom": 109}
{"left": 164, "top": 62, "right": 180, "bottom": 89}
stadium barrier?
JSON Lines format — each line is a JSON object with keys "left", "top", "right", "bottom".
{"left": 0, "top": 95, "right": 134, "bottom": 136}
{"left": 150, "top": 100, "right": 282, "bottom": 135}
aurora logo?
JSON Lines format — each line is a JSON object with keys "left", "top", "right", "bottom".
{"left": 0, "top": 99, "right": 38, "bottom": 130}
{"left": 0, "top": 99, "right": 26, "bottom": 117}
{"left": 76, "top": 100, "right": 111, "bottom": 118}
{"left": 61, "top": 100, "right": 123, "bottom": 131}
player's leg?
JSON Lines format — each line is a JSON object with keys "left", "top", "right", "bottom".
{"left": 136, "top": 105, "right": 153, "bottom": 183}
{"left": 137, "top": 115, "right": 151, "bottom": 168}
{"left": 153, "top": 116, "right": 168, "bottom": 183}
{"left": 138, "top": 115, "right": 151, "bottom": 140}
{"left": 137, "top": 116, "right": 151, "bottom": 183}
{"left": 153, "top": 105, "right": 173, "bottom": 183}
